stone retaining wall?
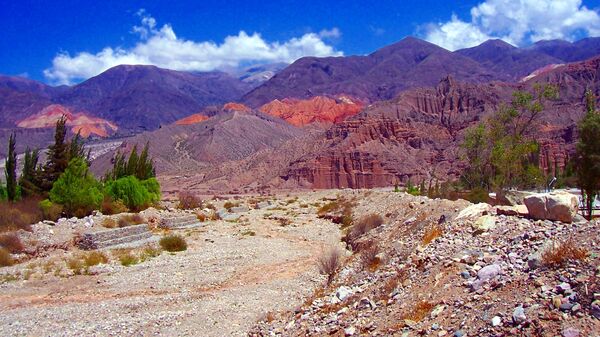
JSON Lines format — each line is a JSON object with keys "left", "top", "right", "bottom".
{"left": 159, "top": 215, "right": 202, "bottom": 229}
{"left": 78, "top": 224, "right": 152, "bottom": 250}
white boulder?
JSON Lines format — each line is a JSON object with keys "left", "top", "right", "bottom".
{"left": 523, "top": 192, "right": 579, "bottom": 223}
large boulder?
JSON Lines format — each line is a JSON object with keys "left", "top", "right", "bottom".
{"left": 523, "top": 192, "right": 579, "bottom": 223}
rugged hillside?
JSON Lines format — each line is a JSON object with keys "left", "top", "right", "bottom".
{"left": 276, "top": 57, "right": 600, "bottom": 190}
{"left": 91, "top": 110, "right": 305, "bottom": 180}
{"left": 259, "top": 96, "right": 364, "bottom": 127}
{"left": 530, "top": 37, "right": 600, "bottom": 62}
{"left": 242, "top": 37, "right": 497, "bottom": 107}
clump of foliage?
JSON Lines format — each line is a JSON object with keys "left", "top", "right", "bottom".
{"left": 101, "top": 198, "right": 129, "bottom": 215}
{"left": 0, "top": 197, "right": 43, "bottom": 232}
{"left": 118, "top": 214, "right": 145, "bottom": 228}
{"left": 82, "top": 251, "right": 108, "bottom": 267}
{"left": 405, "top": 179, "right": 420, "bottom": 196}
{"left": 49, "top": 157, "right": 103, "bottom": 217}
{"left": 460, "top": 85, "right": 557, "bottom": 195}
{"left": 177, "top": 191, "right": 202, "bottom": 210}
{"left": 104, "top": 176, "right": 160, "bottom": 211}
{"left": 575, "top": 90, "right": 600, "bottom": 220}
{"left": 0, "top": 233, "right": 24, "bottom": 253}
{"left": 39, "top": 199, "right": 63, "bottom": 221}
{"left": 0, "top": 248, "right": 13, "bottom": 267}
{"left": 159, "top": 234, "right": 187, "bottom": 252}
{"left": 343, "top": 213, "right": 383, "bottom": 250}
{"left": 19, "top": 147, "right": 41, "bottom": 197}
{"left": 318, "top": 247, "right": 342, "bottom": 285}
{"left": 542, "top": 238, "right": 588, "bottom": 267}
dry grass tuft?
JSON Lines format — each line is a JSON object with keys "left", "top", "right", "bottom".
{"left": 101, "top": 218, "right": 118, "bottom": 228}
{"left": 542, "top": 238, "right": 589, "bottom": 267}
{"left": 101, "top": 198, "right": 129, "bottom": 215}
{"left": 0, "top": 247, "right": 13, "bottom": 267}
{"left": 361, "top": 242, "right": 382, "bottom": 272}
{"left": 343, "top": 213, "right": 383, "bottom": 250}
{"left": 83, "top": 251, "right": 108, "bottom": 267}
{"left": 177, "top": 191, "right": 202, "bottom": 210}
{"left": 404, "top": 300, "right": 435, "bottom": 322}
{"left": 159, "top": 234, "right": 187, "bottom": 252}
{"left": 318, "top": 247, "right": 342, "bottom": 284}
{"left": 0, "top": 197, "right": 43, "bottom": 233}
{"left": 223, "top": 201, "right": 238, "bottom": 210}
{"left": 118, "top": 214, "right": 145, "bottom": 228}
{"left": 421, "top": 224, "right": 443, "bottom": 245}
{"left": 0, "top": 233, "right": 24, "bottom": 253}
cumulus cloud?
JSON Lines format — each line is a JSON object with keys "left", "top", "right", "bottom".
{"left": 423, "top": 0, "right": 600, "bottom": 50}
{"left": 44, "top": 11, "right": 343, "bottom": 84}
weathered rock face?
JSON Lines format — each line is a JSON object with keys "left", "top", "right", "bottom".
{"left": 523, "top": 192, "right": 579, "bottom": 223}
{"left": 174, "top": 113, "right": 209, "bottom": 125}
{"left": 282, "top": 78, "right": 511, "bottom": 188}
{"left": 17, "top": 104, "right": 117, "bottom": 137}
{"left": 259, "top": 96, "right": 363, "bottom": 127}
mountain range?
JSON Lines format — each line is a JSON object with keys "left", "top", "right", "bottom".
{"left": 2, "top": 36, "right": 600, "bottom": 192}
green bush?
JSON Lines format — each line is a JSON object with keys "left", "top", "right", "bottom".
{"left": 49, "top": 158, "right": 103, "bottom": 216}
{"left": 39, "top": 199, "right": 63, "bottom": 221}
{"left": 159, "top": 235, "right": 187, "bottom": 252}
{"left": 105, "top": 176, "right": 160, "bottom": 211}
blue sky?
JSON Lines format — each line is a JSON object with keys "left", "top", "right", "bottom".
{"left": 2, "top": 0, "right": 600, "bottom": 84}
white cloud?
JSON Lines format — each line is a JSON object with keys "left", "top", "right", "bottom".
{"left": 423, "top": 0, "right": 600, "bottom": 50}
{"left": 44, "top": 12, "right": 343, "bottom": 85}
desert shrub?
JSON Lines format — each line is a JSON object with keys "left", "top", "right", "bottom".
{"left": 196, "top": 213, "right": 207, "bottom": 222}
{"left": 344, "top": 214, "right": 383, "bottom": 250}
{"left": 83, "top": 251, "right": 108, "bottom": 267}
{"left": 403, "top": 300, "right": 435, "bottom": 322}
{"left": 542, "top": 238, "right": 589, "bottom": 267}
{"left": 159, "top": 234, "right": 187, "bottom": 252}
{"left": 422, "top": 225, "right": 443, "bottom": 245}
{"left": 101, "top": 198, "right": 129, "bottom": 215}
{"left": 66, "top": 256, "right": 86, "bottom": 275}
{"left": 465, "top": 187, "right": 489, "bottom": 204}
{"left": 177, "top": 191, "right": 202, "bottom": 210}
{"left": 141, "top": 246, "right": 161, "bottom": 259}
{"left": 0, "top": 233, "right": 24, "bottom": 253}
{"left": 118, "top": 214, "right": 146, "bottom": 228}
{"left": 318, "top": 247, "right": 342, "bottom": 284}
{"left": 39, "top": 199, "right": 63, "bottom": 221}
{"left": 205, "top": 203, "right": 216, "bottom": 210}
{"left": 223, "top": 201, "right": 237, "bottom": 210}
{"left": 317, "top": 197, "right": 356, "bottom": 229}
{"left": 118, "top": 252, "right": 138, "bottom": 266}
{"left": 361, "top": 242, "right": 381, "bottom": 272}
{"left": 49, "top": 158, "right": 103, "bottom": 216}
{"left": 101, "top": 218, "right": 118, "bottom": 228}
{"left": 0, "top": 198, "right": 43, "bottom": 232}
{"left": 0, "top": 248, "right": 13, "bottom": 267}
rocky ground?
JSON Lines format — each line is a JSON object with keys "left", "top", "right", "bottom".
{"left": 0, "top": 190, "right": 598, "bottom": 337}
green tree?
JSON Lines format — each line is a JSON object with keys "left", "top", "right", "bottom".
{"left": 4, "top": 133, "right": 17, "bottom": 201}
{"left": 105, "top": 143, "right": 155, "bottom": 181}
{"left": 460, "top": 85, "right": 557, "bottom": 194}
{"left": 576, "top": 90, "right": 600, "bottom": 220}
{"left": 40, "top": 116, "right": 69, "bottom": 191}
{"left": 49, "top": 157, "right": 103, "bottom": 216}
{"left": 19, "top": 147, "right": 41, "bottom": 197}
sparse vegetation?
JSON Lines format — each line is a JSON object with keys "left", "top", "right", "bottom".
{"left": 82, "top": 251, "right": 108, "bottom": 267}
{"left": 66, "top": 256, "right": 86, "bottom": 275}
{"left": 39, "top": 199, "right": 63, "bottom": 221}
{"left": 542, "top": 238, "right": 589, "bottom": 267}
{"left": 118, "top": 214, "right": 146, "bottom": 228}
{"left": 159, "top": 234, "right": 187, "bottom": 252}
{"left": 0, "top": 233, "right": 24, "bottom": 253}
{"left": 403, "top": 300, "right": 435, "bottom": 322}
{"left": 101, "top": 198, "right": 129, "bottom": 215}
{"left": 421, "top": 224, "right": 443, "bottom": 245}
{"left": 318, "top": 247, "right": 342, "bottom": 284}
{"left": 117, "top": 251, "right": 139, "bottom": 266}
{"left": 177, "top": 191, "right": 202, "bottom": 210}
{"left": 343, "top": 213, "right": 383, "bottom": 250}
{"left": 317, "top": 196, "right": 356, "bottom": 228}
{"left": 101, "top": 218, "right": 118, "bottom": 228}
{"left": 0, "top": 248, "right": 13, "bottom": 267}
{"left": 223, "top": 201, "right": 238, "bottom": 210}
{"left": 0, "top": 197, "right": 42, "bottom": 232}
{"left": 361, "top": 242, "right": 381, "bottom": 272}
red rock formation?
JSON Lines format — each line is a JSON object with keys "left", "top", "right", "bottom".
{"left": 17, "top": 104, "right": 117, "bottom": 137}
{"left": 175, "top": 113, "right": 209, "bottom": 125}
{"left": 223, "top": 102, "right": 251, "bottom": 112}
{"left": 259, "top": 96, "right": 364, "bottom": 126}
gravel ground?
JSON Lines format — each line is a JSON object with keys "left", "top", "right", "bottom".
{"left": 0, "top": 191, "right": 343, "bottom": 337}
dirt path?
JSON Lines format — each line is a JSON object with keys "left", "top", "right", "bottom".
{"left": 0, "top": 194, "right": 342, "bottom": 336}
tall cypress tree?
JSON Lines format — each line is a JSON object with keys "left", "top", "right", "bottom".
{"left": 19, "top": 147, "right": 41, "bottom": 197}
{"left": 5, "top": 132, "right": 17, "bottom": 201}
{"left": 40, "top": 116, "right": 69, "bottom": 191}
